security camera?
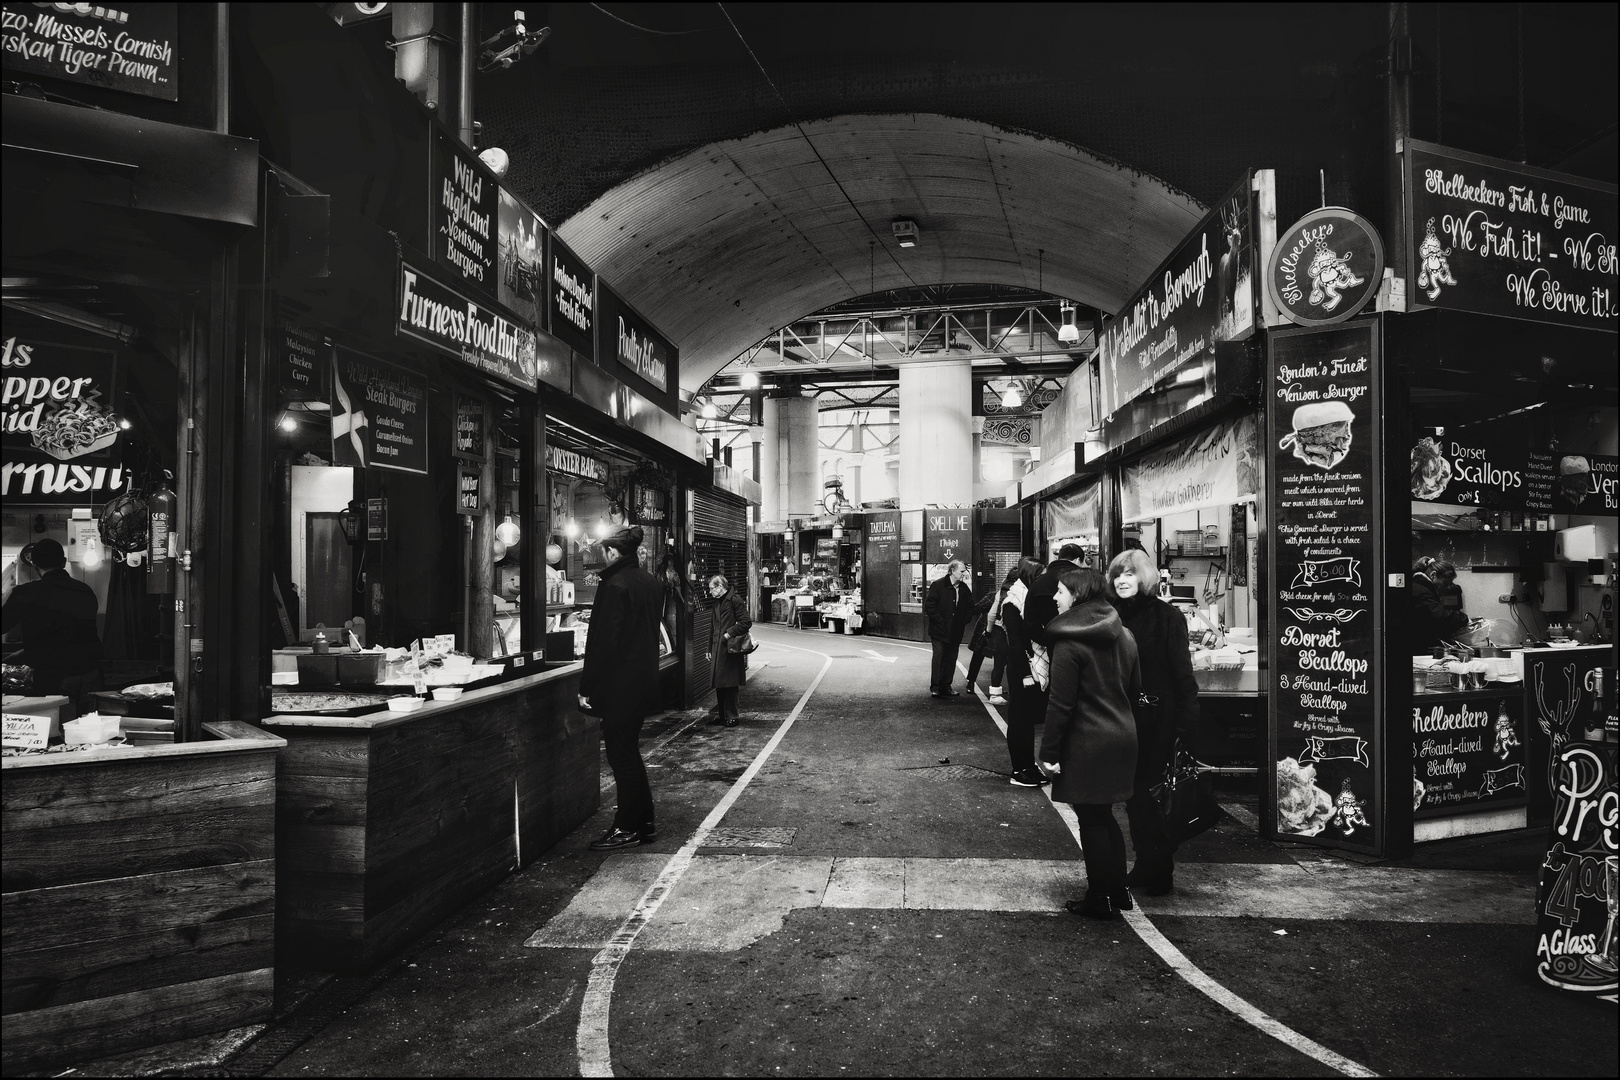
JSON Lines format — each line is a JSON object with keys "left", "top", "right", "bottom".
{"left": 479, "top": 9, "right": 551, "bottom": 72}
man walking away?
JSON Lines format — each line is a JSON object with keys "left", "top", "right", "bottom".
{"left": 923, "top": 559, "right": 973, "bottom": 697}
{"left": 1025, "top": 543, "right": 1084, "bottom": 646}
{"left": 579, "top": 525, "right": 664, "bottom": 851}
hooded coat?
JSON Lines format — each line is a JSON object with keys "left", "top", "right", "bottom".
{"left": 707, "top": 588, "right": 752, "bottom": 689}
{"left": 1040, "top": 597, "right": 1143, "bottom": 805}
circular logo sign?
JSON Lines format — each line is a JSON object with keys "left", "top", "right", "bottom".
{"left": 1266, "top": 207, "right": 1385, "bottom": 326}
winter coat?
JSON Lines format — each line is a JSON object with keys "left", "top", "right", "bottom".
{"left": 1, "top": 569, "right": 102, "bottom": 691}
{"left": 707, "top": 589, "right": 752, "bottom": 689}
{"left": 1407, "top": 573, "right": 1468, "bottom": 651}
{"left": 580, "top": 558, "right": 665, "bottom": 718}
{"left": 1109, "top": 592, "right": 1201, "bottom": 781}
{"left": 1040, "top": 598, "right": 1143, "bottom": 805}
{"left": 923, "top": 575, "right": 973, "bottom": 643}
{"left": 1024, "top": 559, "right": 1078, "bottom": 646}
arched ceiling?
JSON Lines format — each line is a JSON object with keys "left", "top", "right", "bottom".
{"left": 555, "top": 114, "right": 1205, "bottom": 399}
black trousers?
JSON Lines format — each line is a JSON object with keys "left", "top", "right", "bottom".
{"left": 1125, "top": 711, "right": 1177, "bottom": 866}
{"left": 1073, "top": 802, "right": 1127, "bottom": 896}
{"left": 1005, "top": 681, "right": 1046, "bottom": 772}
{"left": 715, "top": 685, "right": 740, "bottom": 720}
{"left": 929, "top": 639, "right": 959, "bottom": 692}
{"left": 601, "top": 712, "right": 653, "bottom": 833}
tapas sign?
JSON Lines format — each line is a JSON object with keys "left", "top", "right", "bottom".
{"left": 1267, "top": 208, "right": 1385, "bottom": 327}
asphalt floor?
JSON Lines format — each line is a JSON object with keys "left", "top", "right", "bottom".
{"left": 46, "top": 624, "right": 1618, "bottom": 1077}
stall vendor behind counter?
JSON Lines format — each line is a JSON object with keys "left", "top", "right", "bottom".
{"left": 1407, "top": 558, "right": 1477, "bottom": 652}
{"left": 1, "top": 540, "right": 102, "bottom": 696}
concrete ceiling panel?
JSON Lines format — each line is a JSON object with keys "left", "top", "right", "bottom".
{"left": 558, "top": 113, "right": 1204, "bottom": 395}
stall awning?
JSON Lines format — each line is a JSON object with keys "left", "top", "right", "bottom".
{"left": 1120, "top": 413, "right": 1258, "bottom": 523}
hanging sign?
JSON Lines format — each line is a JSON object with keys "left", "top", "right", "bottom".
{"left": 496, "top": 187, "right": 545, "bottom": 325}
{"left": 1534, "top": 741, "right": 1617, "bottom": 993}
{"left": 1412, "top": 692, "right": 1528, "bottom": 818}
{"left": 276, "top": 320, "right": 326, "bottom": 402}
{"left": 431, "top": 129, "right": 499, "bottom": 291}
{"left": 0, "top": 2, "right": 178, "bottom": 101}
{"left": 545, "top": 444, "right": 606, "bottom": 483}
{"left": 1, "top": 331, "right": 125, "bottom": 504}
{"left": 330, "top": 349, "right": 428, "bottom": 475}
{"left": 629, "top": 481, "right": 668, "bottom": 525}
{"left": 1410, "top": 414, "right": 1620, "bottom": 514}
{"left": 1120, "top": 414, "right": 1259, "bottom": 523}
{"left": 597, "top": 283, "right": 678, "bottom": 416}
{"left": 1266, "top": 318, "right": 1385, "bottom": 856}
{"left": 453, "top": 393, "right": 487, "bottom": 460}
{"left": 925, "top": 511, "right": 971, "bottom": 565}
{"left": 1402, "top": 138, "right": 1618, "bottom": 332}
{"left": 455, "top": 464, "right": 482, "bottom": 516}
{"left": 547, "top": 235, "right": 596, "bottom": 359}
{"left": 1043, "top": 482, "right": 1101, "bottom": 555}
{"left": 1266, "top": 208, "right": 1385, "bottom": 327}
{"left": 1097, "top": 172, "right": 1262, "bottom": 417}
{"left": 396, "top": 261, "right": 538, "bottom": 391}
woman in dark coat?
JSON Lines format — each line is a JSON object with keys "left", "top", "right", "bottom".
{"left": 1040, "top": 567, "right": 1143, "bottom": 919}
{"left": 999, "top": 556, "right": 1048, "bottom": 787}
{"left": 1106, "top": 548, "right": 1201, "bottom": 897}
{"left": 705, "top": 574, "right": 752, "bottom": 726}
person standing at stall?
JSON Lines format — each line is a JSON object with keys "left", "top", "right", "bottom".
{"left": 1001, "top": 557, "right": 1049, "bottom": 786}
{"left": 1408, "top": 557, "right": 1474, "bottom": 652}
{"left": 1025, "top": 542, "right": 1085, "bottom": 645}
{"left": 704, "top": 573, "right": 752, "bottom": 727}
{"left": 1107, "top": 548, "right": 1201, "bottom": 896}
{"left": 1040, "top": 567, "right": 1142, "bottom": 919}
{"left": 924, "top": 560, "right": 973, "bottom": 698}
{"left": 1, "top": 539, "right": 102, "bottom": 698}
{"left": 579, "top": 525, "right": 664, "bottom": 852}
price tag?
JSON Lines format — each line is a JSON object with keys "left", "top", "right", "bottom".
{"left": 409, "top": 639, "right": 429, "bottom": 697}
{"left": 3, "top": 713, "right": 52, "bottom": 750}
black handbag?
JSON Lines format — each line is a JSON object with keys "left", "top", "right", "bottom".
{"left": 725, "top": 631, "right": 760, "bottom": 654}
{"left": 1151, "top": 742, "right": 1221, "bottom": 844}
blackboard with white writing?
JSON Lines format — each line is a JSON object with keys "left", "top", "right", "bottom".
{"left": 1412, "top": 690, "right": 1528, "bottom": 818}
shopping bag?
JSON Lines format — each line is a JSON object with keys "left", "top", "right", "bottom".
{"left": 1152, "top": 744, "right": 1221, "bottom": 844}
{"left": 726, "top": 631, "right": 760, "bottom": 655}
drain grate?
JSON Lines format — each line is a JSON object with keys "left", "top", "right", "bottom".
{"left": 901, "top": 764, "right": 1005, "bottom": 782}
{"left": 702, "top": 826, "right": 797, "bottom": 848}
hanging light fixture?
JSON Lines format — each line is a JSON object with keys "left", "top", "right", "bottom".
{"left": 739, "top": 369, "right": 760, "bottom": 389}
{"left": 1001, "top": 378, "right": 1024, "bottom": 410}
{"left": 1057, "top": 301, "right": 1081, "bottom": 344}
{"left": 700, "top": 398, "right": 719, "bottom": 419}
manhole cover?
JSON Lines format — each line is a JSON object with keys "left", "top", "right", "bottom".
{"left": 703, "top": 826, "right": 797, "bottom": 848}
{"left": 901, "top": 764, "right": 1005, "bottom": 782}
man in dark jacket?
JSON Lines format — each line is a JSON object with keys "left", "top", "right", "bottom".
{"left": 1025, "top": 543, "right": 1084, "bottom": 645}
{"left": 923, "top": 560, "right": 973, "bottom": 697}
{"left": 579, "top": 525, "right": 665, "bottom": 851}
{"left": 1, "top": 539, "right": 101, "bottom": 695}
{"left": 1407, "top": 558, "right": 1472, "bottom": 652}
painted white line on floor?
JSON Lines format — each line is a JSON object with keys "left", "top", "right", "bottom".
{"left": 952, "top": 656, "right": 1380, "bottom": 1079}
{"left": 573, "top": 636, "right": 834, "bottom": 1078}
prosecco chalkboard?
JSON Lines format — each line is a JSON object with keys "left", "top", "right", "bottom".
{"left": 1534, "top": 741, "right": 1617, "bottom": 993}
{"left": 1411, "top": 690, "right": 1528, "bottom": 819}
{"left": 1267, "top": 318, "right": 1384, "bottom": 855}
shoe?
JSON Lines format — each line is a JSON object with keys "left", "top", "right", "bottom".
{"left": 930, "top": 690, "right": 945, "bottom": 698}
{"left": 1111, "top": 887, "right": 1135, "bottom": 911}
{"left": 1128, "top": 860, "right": 1174, "bottom": 896}
{"left": 1064, "top": 891, "right": 1121, "bottom": 920}
{"left": 1009, "top": 769, "right": 1047, "bottom": 788}
{"left": 723, "top": 717, "right": 739, "bottom": 727}
{"left": 641, "top": 825, "right": 657, "bottom": 841}
{"left": 1139, "top": 873, "right": 1173, "bottom": 897}
{"left": 987, "top": 694, "right": 1007, "bottom": 705}
{"left": 941, "top": 689, "right": 961, "bottom": 697}
{"left": 588, "top": 828, "right": 646, "bottom": 852}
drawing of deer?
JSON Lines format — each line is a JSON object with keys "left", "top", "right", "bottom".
{"left": 1533, "top": 661, "right": 1583, "bottom": 792}
{"left": 1218, "top": 201, "right": 1242, "bottom": 332}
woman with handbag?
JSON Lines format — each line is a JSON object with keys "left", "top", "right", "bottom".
{"left": 1106, "top": 548, "right": 1201, "bottom": 897}
{"left": 999, "top": 557, "right": 1050, "bottom": 788}
{"left": 705, "top": 574, "right": 753, "bottom": 727}
{"left": 1039, "top": 567, "right": 1143, "bottom": 920}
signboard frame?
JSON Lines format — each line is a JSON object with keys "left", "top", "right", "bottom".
{"left": 396, "top": 260, "right": 539, "bottom": 392}
{"left": 1265, "top": 207, "right": 1385, "bottom": 327}
{"left": 452, "top": 390, "right": 488, "bottom": 462}
{"left": 596, "top": 282, "right": 679, "bottom": 417}
{"left": 547, "top": 234, "right": 597, "bottom": 360}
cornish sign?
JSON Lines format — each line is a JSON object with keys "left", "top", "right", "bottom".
{"left": 597, "top": 284, "right": 678, "bottom": 416}
{"left": 1097, "top": 172, "right": 1262, "bottom": 418}
{"left": 2, "top": 331, "right": 125, "bottom": 504}
{"left": 396, "top": 262, "right": 538, "bottom": 391}
{"left": 1267, "top": 208, "right": 1385, "bottom": 327}
{"left": 1412, "top": 691, "right": 1528, "bottom": 818}
{"left": 547, "top": 236, "right": 596, "bottom": 359}
{"left": 330, "top": 349, "right": 428, "bottom": 475}
{"left": 1402, "top": 139, "right": 1618, "bottom": 332}
{"left": 0, "top": 2, "right": 178, "bottom": 101}
{"left": 1267, "top": 318, "right": 1385, "bottom": 856}
{"left": 431, "top": 129, "right": 499, "bottom": 292}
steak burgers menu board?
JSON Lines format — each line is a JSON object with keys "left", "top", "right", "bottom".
{"left": 1267, "top": 318, "right": 1385, "bottom": 856}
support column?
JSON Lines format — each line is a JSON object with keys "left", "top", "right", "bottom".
{"left": 845, "top": 417, "right": 863, "bottom": 508}
{"left": 760, "top": 395, "right": 818, "bottom": 521}
{"left": 898, "top": 360, "right": 973, "bottom": 508}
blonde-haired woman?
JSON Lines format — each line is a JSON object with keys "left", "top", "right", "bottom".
{"left": 1106, "top": 548, "right": 1201, "bottom": 896}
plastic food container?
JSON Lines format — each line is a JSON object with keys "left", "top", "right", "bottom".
{"left": 431, "top": 687, "right": 464, "bottom": 702}
{"left": 63, "top": 714, "right": 122, "bottom": 745}
{"left": 386, "top": 696, "right": 426, "bottom": 713}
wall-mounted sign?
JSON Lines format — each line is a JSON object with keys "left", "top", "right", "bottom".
{"left": 330, "top": 348, "right": 427, "bottom": 475}
{"left": 1120, "top": 414, "right": 1259, "bottom": 523}
{"left": 455, "top": 464, "right": 482, "bottom": 516}
{"left": 1266, "top": 318, "right": 1386, "bottom": 857}
{"left": 981, "top": 416, "right": 1038, "bottom": 446}
{"left": 545, "top": 444, "right": 606, "bottom": 483}
{"left": 496, "top": 187, "right": 544, "bottom": 325}
{"left": 547, "top": 235, "right": 596, "bottom": 359}
{"left": 366, "top": 497, "right": 387, "bottom": 541}
{"left": 1412, "top": 692, "right": 1528, "bottom": 819}
{"left": 1266, "top": 207, "right": 1385, "bottom": 327}
{"left": 1, "top": 331, "right": 126, "bottom": 504}
{"left": 276, "top": 320, "right": 325, "bottom": 401}
{"left": 431, "top": 129, "right": 498, "bottom": 291}
{"left": 924, "top": 511, "right": 971, "bottom": 565}
{"left": 597, "top": 284, "right": 678, "bottom": 415}
{"left": 1410, "top": 416, "right": 1620, "bottom": 514}
{"left": 1097, "top": 172, "right": 1263, "bottom": 418}
{"left": 629, "top": 480, "right": 667, "bottom": 525}
{"left": 0, "top": 2, "right": 178, "bottom": 101}
{"left": 453, "top": 393, "right": 487, "bottom": 460}
{"left": 396, "top": 262, "right": 537, "bottom": 391}
{"left": 1402, "top": 138, "right": 1618, "bottom": 333}
{"left": 1534, "top": 740, "right": 1617, "bottom": 993}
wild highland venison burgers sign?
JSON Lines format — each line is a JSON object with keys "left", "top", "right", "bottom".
{"left": 397, "top": 262, "right": 538, "bottom": 391}
{"left": 1402, "top": 138, "right": 1618, "bottom": 332}
{"left": 432, "top": 129, "right": 499, "bottom": 291}
{"left": 0, "top": 2, "right": 178, "bottom": 101}
{"left": 1097, "top": 173, "right": 1261, "bottom": 418}
{"left": 1267, "top": 208, "right": 1385, "bottom": 327}
{"left": 1267, "top": 318, "right": 1385, "bottom": 856}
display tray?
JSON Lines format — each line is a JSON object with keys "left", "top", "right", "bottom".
{"left": 269, "top": 690, "right": 409, "bottom": 716}
{"left": 86, "top": 691, "right": 174, "bottom": 719}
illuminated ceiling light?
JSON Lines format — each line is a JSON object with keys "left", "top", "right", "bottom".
{"left": 739, "top": 369, "right": 760, "bottom": 389}
{"left": 1001, "top": 380, "right": 1023, "bottom": 409}
{"left": 278, "top": 414, "right": 299, "bottom": 432}
{"left": 700, "top": 398, "right": 719, "bottom": 419}
{"left": 563, "top": 520, "right": 580, "bottom": 540}
{"left": 118, "top": 418, "right": 133, "bottom": 430}
{"left": 891, "top": 219, "right": 920, "bottom": 248}
{"left": 495, "top": 517, "right": 522, "bottom": 546}
{"left": 1057, "top": 301, "right": 1081, "bottom": 345}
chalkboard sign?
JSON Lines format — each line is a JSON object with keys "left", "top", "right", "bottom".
{"left": 330, "top": 350, "right": 428, "bottom": 475}
{"left": 1267, "top": 318, "right": 1385, "bottom": 855}
{"left": 863, "top": 511, "right": 902, "bottom": 615}
{"left": 456, "top": 464, "right": 482, "bottom": 516}
{"left": 276, "top": 321, "right": 325, "bottom": 402}
{"left": 1534, "top": 741, "right": 1617, "bottom": 993}
{"left": 431, "top": 129, "right": 499, "bottom": 293}
{"left": 0, "top": 2, "right": 179, "bottom": 101}
{"left": 1412, "top": 690, "right": 1528, "bottom": 818}
{"left": 453, "top": 394, "right": 487, "bottom": 460}
{"left": 1402, "top": 139, "right": 1618, "bottom": 333}
{"left": 1525, "top": 647, "right": 1609, "bottom": 821}
{"left": 925, "top": 511, "right": 972, "bottom": 565}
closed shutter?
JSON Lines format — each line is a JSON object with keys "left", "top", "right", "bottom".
{"left": 978, "top": 523, "right": 1023, "bottom": 593}
{"left": 689, "top": 490, "right": 749, "bottom": 703}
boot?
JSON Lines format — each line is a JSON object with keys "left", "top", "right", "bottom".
{"left": 1128, "top": 854, "right": 1174, "bottom": 896}
{"left": 1078, "top": 824, "right": 1126, "bottom": 919}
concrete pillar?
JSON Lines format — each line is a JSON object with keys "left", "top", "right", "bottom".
{"left": 898, "top": 360, "right": 973, "bottom": 508}
{"left": 845, "top": 417, "right": 863, "bottom": 508}
{"left": 760, "top": 395, "right": 818, "bottom": 522}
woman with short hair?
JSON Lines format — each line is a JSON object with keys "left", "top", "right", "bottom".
{"left": 1040, "top": 567, "right": 1142, "bottom": 919}
{"left": 705, "top": 573, "right": 752, "bottom": 726}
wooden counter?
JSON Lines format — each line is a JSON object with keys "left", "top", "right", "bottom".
{"left": 260, "top": 662, "right": 594, "bottom": 972}
{"left": 1, "top": 721, "right": 285, "bottom": 1074}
